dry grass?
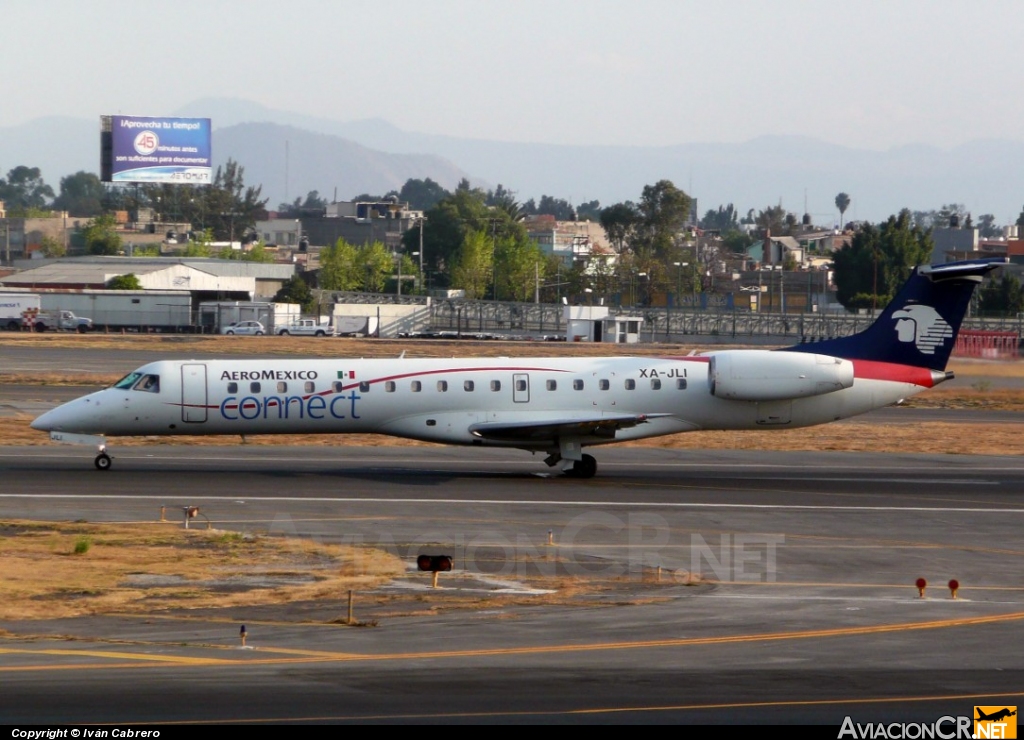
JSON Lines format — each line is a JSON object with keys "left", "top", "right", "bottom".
{"left": 0, "top": 520, "right": 405, "bottom": 620}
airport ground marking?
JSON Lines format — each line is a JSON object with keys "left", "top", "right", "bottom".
{"left": 96, "top": 689, "right": 1024, "bottom": 724}
{"left": 4, "top": 492, "right": 1024, "bottom": 514}
{"left": 4, "top": 610, "right": 1024, "bottom": 673}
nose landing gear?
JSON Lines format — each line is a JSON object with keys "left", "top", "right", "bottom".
{"left": 95, "top": 451, "right": 112, "bottom": 471}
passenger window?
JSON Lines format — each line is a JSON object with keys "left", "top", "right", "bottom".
{"left": 515, "top": 379, "right": 527, "bottom": 392}
{"left": 385, "top": 381, "right": 396, "bottom": 392}
{"left": 133, "top": 374, "right": 160, "bottom": 393}
{"left": 305, "top": 381, "right": 316, "bottom": 393}
{"left": 546, "top": 380, "right": 557, "bottom": 391}
{"left": 437, "top": 380, "right": 448, "bottom": 392}
{"left": 625, "top": 379, "right": 635, "bottom": 390}
{"left": 228, "top": 382, "right": 238, "bottom": 394}
{"left": 490, "top": 380, "right": 501, "bottom": 391}
{"left": 359, "top": 381, "right": 370, "bottom": 392}
{"left": 676, "top": 378, "right": 687, "bottom": 390}
{"left": 573, "top": 379, "right": 584, "bottom": 391}
{"left": 464, "top": 380, "right": 474, "bottom": 392}
{"left": 277, "top": 381, "right": 288, "bottom": 393}
{"left": 332, "top": 381, "right": 344, "bottom": 393}
{"left": 651, "top": 379, "right": 661, "bottom": 390}
{"left": 411, "top": 381, "right": 422, "bottom": 392}
{"left": 250, "top": 382, "right": 261, "bottom": 393}
{"left": 599, "top": 379, "right": 609, "bottom": 391}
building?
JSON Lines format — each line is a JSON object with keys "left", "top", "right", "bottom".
{"left": 0, "top": 210, "right": 79, "bottom": 264}
{"left": 524, "top": 215, "right": 610, "bottom": 265}
{"left": 2, "top": 256, "right": 295, "bottom": 301}
{"left": 258, "top": 199, "right": 424, "bottom": 252}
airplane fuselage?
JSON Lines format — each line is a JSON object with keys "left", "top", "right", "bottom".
{"left": 35, "top": 354, "right": 941, "bottom": 449}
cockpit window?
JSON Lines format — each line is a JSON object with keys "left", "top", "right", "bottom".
{"left": 133, "top": 374, "right": 160, "bottom": 393}
{"left": 113, "top": 372, "right": 142, "bottom": 389}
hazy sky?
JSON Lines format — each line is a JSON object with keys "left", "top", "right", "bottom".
{"left": 5, "top": 0, "right": 1024, "bottom": 150}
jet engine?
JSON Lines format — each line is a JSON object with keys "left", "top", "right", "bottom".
{"left": 708, "top": 350, "right": 854, "bottom": 402}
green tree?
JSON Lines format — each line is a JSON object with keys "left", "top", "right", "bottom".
{"left": 700, "top": 204, "right": 740, "bottom": 231}
{"left": 106, "top": 273, "right": 142, "bottom": 290}
{"left": 835, "top": 192, "right": 851, "bottom": 228}
{"left": 978, "top": 273, "right": 1024, "bottom": 316}
{"left": 0, "top": 166, "right": 54, "bottom": 213}
{"left": 494, "top": 231, "right": 545, "bottom": 302}
{"left": 40, "top": 235, "right": 66, "bottom": 258}
{"left": 53, "top": 171, "right": 105, "bottom": 217}
{"left": 832, "top": 211, "right": 934, "bottom": 310}
{"left": 599, "top": 202, "right": 640, "bottom": 253}
{"left": 358, "top": 241, "right": 393, "bottom": 293}
{"left": 634, "top": 180, "right": 692, "bottom": 260}
{"left": 398, "top": 178, "right": 450, "bottom": 211}
{"left": 83, "top": 214, "right": 122, "bottom": 255}
{"left": 319, "top": 238, "right": 362, "bottom": 291}
{"left": 273, "top": 275, "right": 315, "bottom": 312}
{"left": 451, "top": 229, "right": 493, "bottom": 299}
{"left": 976, "top": 214, "right": 1000, "bottom": 238}
{"left": 401, "top": 184, "right": 524, "bottom": 288}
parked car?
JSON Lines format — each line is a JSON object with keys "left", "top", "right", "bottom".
{"left": 220, "top": 320, "right": 265, "bottom": 336}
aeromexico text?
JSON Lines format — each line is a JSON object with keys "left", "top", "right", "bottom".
{"left": 221, "top": 370, "right": 320, "bottom": 381}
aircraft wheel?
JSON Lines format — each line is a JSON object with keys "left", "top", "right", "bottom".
{"left": 568, "top": 454, "right": 597, "bottom": 479}
{"left": 95, "top": 452, "right": 112, "bottom": 471}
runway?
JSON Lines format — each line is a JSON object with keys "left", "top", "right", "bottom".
{"left": 2, "top": 446, "right": 1023, "bottom": 724}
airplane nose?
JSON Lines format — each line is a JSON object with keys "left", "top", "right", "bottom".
{"left": 31, "top": 408, "right": 58, "bottom": 432}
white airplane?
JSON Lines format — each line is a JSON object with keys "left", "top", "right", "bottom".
{"left": 31, "top": 260, "right": 1001, "bottom": 476}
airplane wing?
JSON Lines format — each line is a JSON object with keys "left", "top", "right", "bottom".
{"left": 468, "top": 413, "right": 672, "bottom": 442}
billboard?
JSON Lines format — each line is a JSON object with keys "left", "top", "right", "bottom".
{"left": 100, "top": 115, "right": 212, "bottom": 185}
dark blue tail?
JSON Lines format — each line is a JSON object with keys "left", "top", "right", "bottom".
{"left": 788, "top": 259, "right": 1005, "bottom": 370}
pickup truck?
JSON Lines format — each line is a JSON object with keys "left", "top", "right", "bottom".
{"left": 275, "top": 319, "right": 335, "bottom": 337}
{"left": 22, "top": 310, "right": 93, "bottom": 333}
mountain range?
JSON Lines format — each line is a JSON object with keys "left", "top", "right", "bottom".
{"left": 2, "top": 97, "right": 1023, "bottom": 224}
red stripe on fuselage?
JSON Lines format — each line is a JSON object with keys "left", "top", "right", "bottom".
{"left": 852, "top": 360, "right": 937, "bottom": 387}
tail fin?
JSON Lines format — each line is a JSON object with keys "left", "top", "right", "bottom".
{"left": 788, "top": 259, "right": 1006, "bottom": 370}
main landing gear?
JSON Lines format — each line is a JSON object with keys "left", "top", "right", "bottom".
{"left": 95, "top": 452, "right": 112, "bottom": 470}
{"left": 564, "top": 454, "right": 597, "bottom": 479}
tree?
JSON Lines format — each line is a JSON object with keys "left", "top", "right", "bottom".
{"left": 700, "top": 204, "right": 739, "bottom": 232}
{"left": 142, "top": 158, "right": 267, "bottom": 241}
{"left": 977, "top": 214, "right": 1000, "bottom": 239}
{"left": 106, "top": 273, "right": 142, "bottom": 290}
{"left": 832, "top": 211, "right": 934, "bottom": 310}
{"left": 398, "top": 178, "right": 450, "bottom": 211}
{"left": 273, "top": 274, "right": 315, "bottom": 312}
{"left": 600, "top": 202, "right": 640, "bottom": 253}
{"left": 319, "top": 238, "right": 362, "bottom": 291}
{"left": 53, "top": 171, "right": 105, "bottom": 217}
{"left": 835, "top": 193, "right": 851, "bottom": 229}
{"left": 0, "top": 166, "right": 55, "bottom": 213}
{"left": 40, "top": 235, "right": 66, "bottom": 258}
{"left": 978, "top": 273, "right": 1024, "bottom": 316}
{"left": 756, "top": 205, "right": 790, "bottom": 235}
{"left": 83, "top": 214, "right": 122, "bottom": 255}
{"left": 634, "top": 179, "right": 692, "bottom": 260}
{"left": 451, "top": 229, "right": 493, "bottom": 299}
{"left": 357, "top": 241, "right": 393, "bottom": 293}
{"left": 400, "top": 184, "right": 523, "bottom": 288}
{"left": 493, "top": 231, "right": 545, "bottom": 302}
{"left": 276, "top": 190, "right": 328, "bottom": 217}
